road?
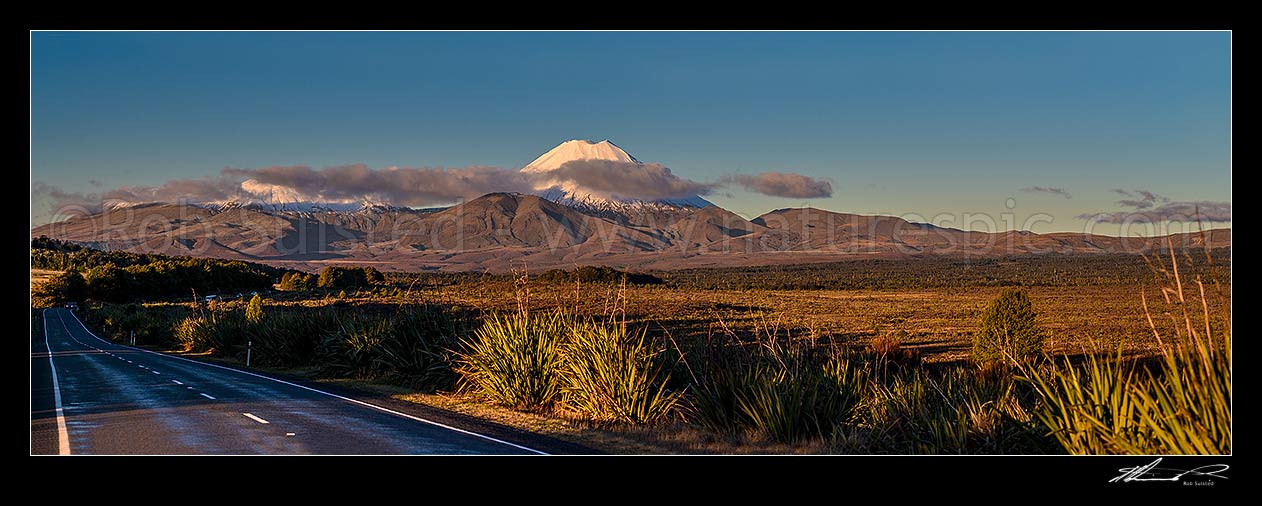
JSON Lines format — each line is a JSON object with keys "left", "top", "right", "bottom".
{"left": 30, "top": 308, "right": 545, "bottom": 455}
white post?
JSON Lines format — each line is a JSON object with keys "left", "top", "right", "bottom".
{"left": 130, "top": 330, "right": 135, "bottom": 346}
{"left": 246, "top": 340, "right": 252, "bottom": 367}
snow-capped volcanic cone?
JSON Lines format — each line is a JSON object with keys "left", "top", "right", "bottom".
{"left": 522, "top": 139, "right": 712, "bottom": 211}
{"left": 522, "top": 139, "right": 642, "bottom": 172}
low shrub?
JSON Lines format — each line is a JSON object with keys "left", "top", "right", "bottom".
{"left": 973, "top": 288, "right": 1045, "bottom": 365}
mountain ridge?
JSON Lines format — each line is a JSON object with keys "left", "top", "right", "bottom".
{"left": 32, "top": 191, "right": 1232, "bottom": 273}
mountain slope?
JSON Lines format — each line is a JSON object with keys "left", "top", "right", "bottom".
{"left": 753, "top": 207, "right": 1232, "bottom": 256}
{"left": 32, "top": 193, "right": 1230, "bottom": 273}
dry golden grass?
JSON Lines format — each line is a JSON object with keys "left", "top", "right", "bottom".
{"left": 385, "top": 390, "right": 831, "bottom": 454}
{"left": 122, "top": 260, "right": 1229, "bottom": 454}
{"left": 30, "top": 269, "right": 60, "bottom": 287}
{"left": 385, "top": 282, "right": 1224, "bottom": 363}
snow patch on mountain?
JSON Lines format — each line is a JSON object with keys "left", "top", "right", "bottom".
{"left": 522, "top": 139, "right": 641, "bottom": 172}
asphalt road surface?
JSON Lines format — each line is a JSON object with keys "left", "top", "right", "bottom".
{"left": 31, "top": 308, "right": 546, "bottom": 455}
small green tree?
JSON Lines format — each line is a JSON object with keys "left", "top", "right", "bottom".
{"left": 33, "top": 270, "right": 88, "bottom": 307}
{"left": 84, "top": 263, "right": 128, "bottom": 301}
{"left": 279, "top": 271, "right": 313, "bottom": 291}
{"left": 245, "top": 293, "right": 264, "bottom": 324}
{"left": 973, "top": 288, "right": 1045, "bottom": 364}
{"left": 278, "top": 271, "right": 295, "bottom": 290}
{"left": 318, "top": 266, "right": 368, "bottom": 289}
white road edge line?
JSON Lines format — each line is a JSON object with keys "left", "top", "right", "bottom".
{"left": 242, "top": 413, "right": 270, "bottom": 424}
{"left": 199, "top": 393, "right": 216, "bottom": 400}
{"left": 66, "top": 309, "right": 547, "bottom": 455}
{"left": 41, "top": 310, "right": 71, "bottom": 455}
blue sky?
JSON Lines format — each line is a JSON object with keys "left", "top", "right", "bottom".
{"left": 30, "top": 31, "right": 1231, "bottom": 233}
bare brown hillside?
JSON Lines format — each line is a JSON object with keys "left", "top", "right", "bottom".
{"left": 32, "top": 193, "right": 1231, "bottom": 272}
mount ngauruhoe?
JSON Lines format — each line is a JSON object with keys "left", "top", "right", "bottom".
{"left": 32, "top": 140, "right": 1230, "bottom": 272}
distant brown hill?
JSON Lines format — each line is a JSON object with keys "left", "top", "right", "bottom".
{"left": 31, "top": 193, "right": 1231, "bottom": 272}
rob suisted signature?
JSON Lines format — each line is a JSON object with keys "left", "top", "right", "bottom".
{"left": 1110, "top": 458, "right": 1229, "bottom": 484}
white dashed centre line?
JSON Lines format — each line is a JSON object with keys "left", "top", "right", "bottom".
{"left": 59, "top": 309, "right": 547, "bottom": 455}
{"left": 242, "top": 413, "right": 270, "bottom": 424}
{"left": 151, "top": 370, "right": 161, "bottom": 375}
{"left": 199, "top": 393, "right": 216, "bottom": 400}
{"left": 172, "top": 380, "right": 184, "bottom": 385}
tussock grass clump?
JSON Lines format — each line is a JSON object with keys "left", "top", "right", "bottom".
{"left": 686, "top": 319, "right": 866, "bottom": 443}
{"left": 681, "top": 315, "right": 1047, "bottom": 451}
{"left": 249, "top": 309, "right": 335, "bottom": 367}
{"left": 1026, "top": 249, "right": 1230, "bottom": 454}
{"left": 321, "top": 314, "right": 390, "bottom": 375}
{"left": 736, "top": 355, "right": 866, "bottom": 444}
{"left": 319, "top": 307, "right": 460, "bottom": 390}
{"left": 85, "top": 302, "right": 190, "bottom": 347}
{"left": 973, "top": 288, "right": 1045, "bottom": 365}
{"left": 169, "top": 302, "right": 464, "bottom": 391}
{"left": 855, "top": 365, "right": 1045, "bottom": 454}
{"left": 174, "top": 314, "right": 216, "bottom": 351}
{"left": 245, "top": 294, "right": 264, "bottom": 324}
{"left": 456, "top": 312, "right": 569, "bottom": 411}
{"left": 1025, "top": 351, "right": 1138, "bottom": 454}
{"left": 870, "top": 329, "right": 922, "bottom": 368}
{"left": 456, "top": 310, "right": 682, "bottom": 422}
{"left": 563, "top": 321, "right": 681, "bottom": 424}
{"left": 177, "top": 308, "right": 246, "bottom": 354}
{"left": 1027, "top": 333, "right": 1230, "bottom": 454}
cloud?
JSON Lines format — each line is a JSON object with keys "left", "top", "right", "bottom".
{"left": 1077, "top": 194, "right": 1231, "bottom": 224}
{"left": 1109, "top": 188, "right": 1172, "bottom": 210}
{"left": 33, "top": 160, "right": 834, "bottom": 221}
{"left": 101, "top": 176, "right": 247, "bottom": 205}
{"left": 224, "top": 164, "right": 535, "bottom": 206}
{"left": 542, "top": 160, "right": 718, "bottom": 200}
{"left": 1020, "top": 186, "right": 1071, "bottom": 199}
{"left": 725, "top": 172, "right": 833, "bottom": 198}
{"left": 32, "top": 182, "right": 105, "bottom": 216}
{"left": 1116, "top": 199, "right": 1153, "bottom": 209}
